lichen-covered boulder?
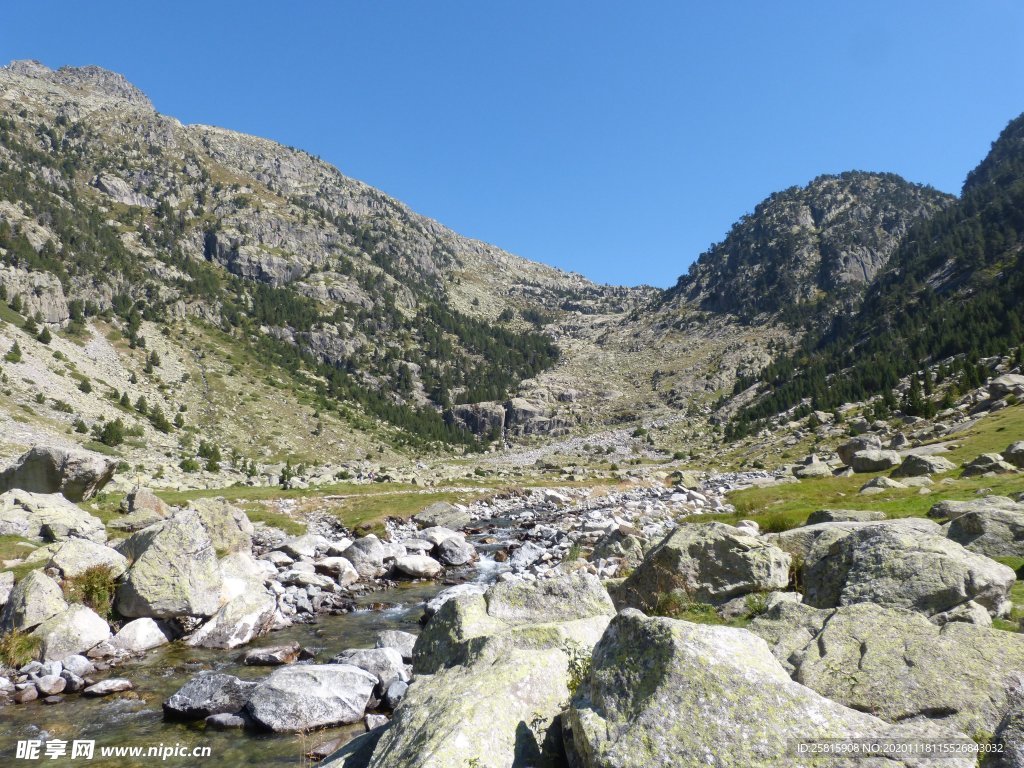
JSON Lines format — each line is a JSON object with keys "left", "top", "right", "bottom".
{"left": 163, "top": 672, "right": 258, "bottom": 721}
{"left": 838, "top": 435, "right": 882, "bottom": 465}
{"left": 590, "top": 527, "right": 646, "bottom": 568}
{"left": 615, "top": 522, "right": 791, "bottom": 611}
{"left": 1005, "top": 442, "right": 1024, "bottom": 469}
{"left": 929, "top": 496, "right": 1022, "bottom": 520}
{"left": 567, "top": 609, "right": 974, "bottom": 768}
{"left": 30, "top": 604, "right": 110, "bottom": 661}
{"left": 767, "top": 518, "right": 940, "bottom": 564}
{"left": 0, "top": 446, "right": 116, "bottom": 501}
{"left": 747, "top": 598, "right": 832, "bottom": 674}
{"left": 849, "top": 449, "right": 902, "bottom": 473}
{"left": 244, "top": 664, "right": 376, "bottom": 732}
{"left": 414, "top": 573, "right": 614, "bottom": 675}
{"left": 0, "top": 489, "right": 106, "bottom": 543}
{"left": 947, "top": 506, "right": 1024, "bottom": 558}
{"left": 0, "top": 570, "right": 67, "bottom": 631}
{"left": 46, "top": 539, "right": 128, "bottom": 579}
{"left": 109, "top": 618, "right": 175, "bottom": 652}
{"left": 393, "top": 554, "right": 442, "bottom": 579}
{"left": 189, "top": 497, "right": 254, "bottom": 554}
{"left": 186, "top": 587, "right": 276, "bottom": 649}
{"left": 115, "top": 510, "right": 222, "bottom": 618}
{"left": 963, "top": 453, "right": 1019, "bottom": 476}
{"left": 803, "top": 524, "right": 1015, "bottom": 617}
{"left": 788, "top": 602, "right": 1024, "bottom": 735}
{"left": 892, "top": 454, "right": 957, "bottom": 477}
{"left": 414, "top": 501, "right": 471, "bottom": 530}
{"left": 341, "top": 535, "right": 388, "bottom": 580}
{"left": 328, "top": 648, "right": 407, "bottom": 692}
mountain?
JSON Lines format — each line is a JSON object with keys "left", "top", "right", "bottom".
{"left": 729, "top": 112, "right": 1024, "bottom": 433}
{"left": 666, "top": 172, "right": 953, "bottom": 326}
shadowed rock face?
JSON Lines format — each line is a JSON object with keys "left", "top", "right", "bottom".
{"left": 0, "top": 446, "right": 116, "bottom": 502}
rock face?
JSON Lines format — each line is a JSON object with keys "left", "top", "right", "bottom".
{"left": 189, "top": 497, "right": 254, "bottom": 554}
{"left": 930, "top": 496, "right": 1021, "bottom": 520}
{"left": 803, "top": 524, "right": 1016, "bottom": 617}
{"left": 0, "top": 570, "right": 67, "bottom": 631}
{"left": 163, "top": 673, "right": 258, "bottom": 721}
{"left": 109, "top": 618, "right": 174, "bottom": 652}
{"left": 0, "top": 446, "right": 116, "bottom": 501}
{"left": 30, "top": 605, "right": 111, "bottom": 661}
{"left": 614, "top": 522, "right": 791, "bottom": 611}
{"left": 244, "top": 665, "right": 377, "bottom": 732}
{"left": 186, "top": 588, "right": 276, "bottom": 649}
{"left": 115, "top": 511, "right": 222, "bottom": 618}
{"left": 567, "top": 609, "right": 971, "bottom": 768}
{"left": 892, "top": 454, "right": 957, "bottom": 477}
{"left": 947, "top": 506, "right": 1024, "bottom": 558}
{"left": 784, "top": 603, "right": 1024, "bottom": 735}
{"left": 0, "top": 266, "right": 69, "bottom": 325}
{"left": 0, "top": 490, "right": 106, "bottom": 543}
{"left": 414, "top": 501, "right": 472, "bottom": 530}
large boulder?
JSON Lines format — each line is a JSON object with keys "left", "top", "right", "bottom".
{"left": 109, "top": 618, "right": 175, "bottom": 653}
{"left": 414, "top": 573, "right": 615, "bottom": 675}
{"left": 366, "top": 647, "right": 569, "bottom": 768}
{"left": 119, "top": 486, "right": 170, "bottom": 518}
{"left": 767, "top": 518, "right": 940, "bottom": 564}
{"left": 0, "top": 570, "right": 67, "bottom": 631}
{"left": 785, "top": 602, "right": 1024, "bottom": 735}
{"left": 590, "top": 528, "right": 646, "bottom": 569}
{"left": 614, "top": 522, "right": 791, "bottom": 611}
{"left": 567, "top": 609, "right": 972, "bottom": 768}
{"left": 30, "top": 604, "right": 111, "bottom": 661}
{"left": 947, "top": 506, "right": 1024, "bottom": 558}
{"left": 244, "top": 664, "right": 377, "bottom": 732}
{"left": 414, "top": 501, "right": 472, "bottom": 530}
{"left": 46, "top": 539, "right": 128, "bottom": 579}
{"left": 163, "top": 672, "right": 258, "bottom": 721}
{"left": 189, "top": 498, "right": 254, "bottom": 554}
{"left": 115, "top": 511, "right": 222, "bottom": 618}
{"left": 837, "top": 435, "right": 882, "bottom": 465}
{"left": 374, "top": 630, "right": 417, "bottom": 663}
{"left": 393, "top": 554, "right": 442, "bottom": 579}
{"left": 341, "top": 535, "right": 388, "bottom": 580}
{"left": 963, "top": 453, "right": 1019, "bottom": 476}
{"left": 1005, "top": 442, "right": 1024, "bottom": 469}
{"left": 435, "top": 536, "right": 476, "bottom": 567}
{"left": 805, "top": 509, "right": 885, "bottom": 525}
{"left": 929, "top": 496, "right": 1022, "bottom": 520}
{"left": 0, "top": 490, "right": 106, "bottom": 543}
{"left": 849, "top": 449, "right": 902, "bottom": 473}
{"left": 803, "top": 524, "right": 1016, "bottom": 617}
{"left": 0, "top": 446, "right": 116, "bottom": 501}
{"left": 892, "top": 454, "right": 957, "bottom": 477}
{"left": 186, "top": 588, "right": 276, "bottom": 649}
{"left": 328, "top": 648, "right": 407, "bottom": 692}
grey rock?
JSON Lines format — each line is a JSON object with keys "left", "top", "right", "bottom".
{"left": 244, "top": 664, "right": 377, "bottom": 733}
{"left": 374, "top": 630, "right": 417, "bottom": 662}
{"left": 0, "top": 489, "right": 106, "bottom": 543}
{"left": 1005, "top": 441, "right": 1024, "bottom": 469}
{"left": 342, "top": 535, "right": 388, "bottom": 580}
{"left": 838, "top": 434, "right": 883, "bottom": 465}
{"left": 244, "top": 643, "right": 302, "bottom": 666}
{"left": 383, "top": 679, "right": 407, "bottom": 709}
{"left": 0, "top": 446, "right": 116, "bottom": 501}
{"left": 31, "top": 604, "right": 111, "bottom": 661}
{"left": 163, "top": 672, "right": 258, "bottom": 720}
{"left": 413, "top": 501, "right": 472, "bottom": 530}
{"left": 892, "top": 454, "right": 957, "bottom": 477}
{"left": 0, "top": 570, "right": 67, "bottom": 632}
{"left": 83, "top": 678, "right": 133, "bottom": 696}
{"left": 109, "top": 618, "right": 175, "bottom": 653}
{"left": 435, "top": 536, "right": 476, "bottom": 567}
{"left": 204, "top": 712, "right": 251, "bottom": 730}
{"left": 321, "top": 726, "right": 388, "bottom": 768}
{"left": 186, "top": 587, "right": 276, "bottom": 649}
{"left": 46, "top": 539, "right": 128, "bottom": 579}
{"left": 189, "top": 497, "right": 254, "bottom": 554}
{"left": 849, "top": 449, "right": 902, "bottom": 473}
{"left": 35, "top": 674, "right": 65, "bottom": 696}
{"left": 947, "top": 506, "right": 1024, "bottom": 558}
{"left": 929, "top": 496, "right": 1021, "bottom": 520}
{"left": 805, "top": 508, "right": 885, "bottom": 524}
{"left": 328, "top": 648, "right": 407, "bottom": 690}
{"left": 393, "top": 554, "right": 442, "bottom": 579}
{"left": 963, "top": 453, "right": 1019, "bottom": 476}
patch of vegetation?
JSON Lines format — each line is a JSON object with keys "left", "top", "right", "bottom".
{"left": 63, "top": 564, "right": 118, "bottom": 618}
{"left": 0, "top": 629, "right": 40, "bottom": 667}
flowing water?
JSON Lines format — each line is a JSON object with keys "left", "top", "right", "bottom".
{"left": 0, "top": 582, "right": 445, "bottom": 767}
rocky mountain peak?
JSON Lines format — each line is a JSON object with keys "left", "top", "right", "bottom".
{"left": 962, "top": 112, "right": 1024, "bottom": 193}
{"left": 666, "top": 171, "right": 954, "bottom": 326}
{"left": 3, "top": 59, "right": 53, "bottom": 78}
{"left": 1, "top": 59, "right": 153, "bottom": 110}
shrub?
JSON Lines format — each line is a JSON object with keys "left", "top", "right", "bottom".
{"left": 4, "top": 343, "right": 22, "bottom": 363}
{"left": 758, "top": 511, "right": 798, "bottom": 534}
{"left": 0, "top": 628, "right": 40, "bottom": 667}
{"left": 63, "top": 564, "right": 118, "bottom": 617}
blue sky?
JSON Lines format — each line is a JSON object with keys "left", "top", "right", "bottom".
{"left": 3, "top": 2, "right": 1024, "bottom": 287}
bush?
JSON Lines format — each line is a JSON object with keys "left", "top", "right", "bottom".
{"left": 0, "top": 628, "right": 40, "bottom": 667}
{"left": 78, "top": 379, "right": 92, "bottom": 393}
{"left": 36, "top": 326, "right": 51, "bottom": 344}
{"left": 758, "top": 511, "right": 798, "bottom": 533}
{"left": 4, "top": 342, "right": 21, "bottom": 363}
{"left": 63, "top": 564, "right": 118, "bottom": 617}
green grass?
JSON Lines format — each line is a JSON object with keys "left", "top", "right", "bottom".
{"left": 0, "top": 629, "right": 40, "bottom": 667}
{"left": 0, "top": 534, "right": 37, "bottom": 564}
{"left": 241, "top": 504, "right": 307, "bottom": 537}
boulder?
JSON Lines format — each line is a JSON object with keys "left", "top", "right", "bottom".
{"left": 35, "top": 674, "right": 65, "bottom": 696}
{"left": 30, "top": 605, "right": 111, "bottom": 661}
{"left": 244, "top": 643, "right": 301, "bottom": 666}
{"left": 803, "top": 524, "right": 1016, "bottom": 617}
{"left": 186, "top": 588, "right": 276, "bottom": 649}
{"left": 567, "top": 609, "right": 973, "bottom": 768}
{"left": 837, "top": 434, "right": 883, "bottom": 465}
{"left": 321, "top": 727, "right": 388, "bottom": 768}
{"left": 374, "top": 630, "right": 417, "bottom": 663}
{"left": 0, "top": 570, "right": 67, "bottom": 631}
{"left": 435, "top": 536, "right": 476, "bottom": 567}
{"left": 747, "top": 598, "right": 832, "bottom": 673}
{"left": 393, "top": 555, "right": 442, "bottom": 579}
{"left": 109, "top": 618, "right": 175, "bottom": 652}
{"left": 366, "top": 647, "right": 569, "bottom": 768}
{"left": 0, "top": 446, "right": 116, "bottom": 501}
{"left": 508, "top": 541, "right": 545, "bottom": 569}
{"left": 1005, "top": 441, "right": 1024, "bottom": 469}
{"left": 189, "top": 497, "right": 254, "bottom": 554}
{"left": 413, "top": 501, "right": 472, "bottom": 530}
{"left": 990, "top": 374, "right": 1024, "bottom": 397}
{"left": 892, "top": 454, "right": 957, "bottom": 477}
{"left": 789, "top": 602, "right": 1024, "bottom": 735}
{"left": 341, "top": 535, "right": 388, "bottom": 580}
{"left": 767, "top": 517, "right": 940, "bottom": 566}
{"left": 0, "top": 570, "right": 13, "bottom": 607}
{"left": 947, "top": 506, "right": 1024, "bottom": 558}
{"left": 0, "top": 489, "right": 106, "bottom": 543}
{"left": 163, "top": 672, "right": 258, "bottom": 720}
{"left": 414, "top": 573, "right": 615, "bottom": 675}
{"left": 964, "top": 453, "right": 1019, "bottom": 476}
{"left": 119, "top": 486, "right": 170, "bottom": 518}
{"left": 590, "top": 528, "right": 646, "bottom": 568}
{"left": 929, "top": 496, "right": 1022, "bottom": 520}
{"left": 995, "top": 697, "right": 1024, "bottom": 768}
{"left": 280, "top": 533, "right": 326, "bottom": 559}
{"left": 244, "top": 664, "right": 377, "bottom": 732}
{"left": 849, "top": 449, "right": 902, "bottom": 473}
{"left": 115, "top": 511, "right": 222, "bottom": 618}
{"left": 418, "top": 526, "right": 462, "bottom": 547}
{"left": 315, "top": 556, "right": 360, "bottom": 586}
{"left": 859, "top": 476, "right": 907, "bottom": 494}
{"left": 82, "top": 678, "right": 132, "bottom": 696}
{"left": 805, "top": 509, "right": 885, "bottom": 525}
{"left": 614, "top": 522, "right": 791, "bottom": 611}
{"left": 46, "top": 539, "right": 128, "bottom": 579}
{"left": 328, "top": 648, "right": 407, "bottom": 691}
{"left": 423, "top": 582, "right": 486, "bottom": 619}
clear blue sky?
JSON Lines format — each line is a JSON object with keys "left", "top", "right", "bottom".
{"left": 3, "top": 2, "right": 1024, "bottom": 287}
